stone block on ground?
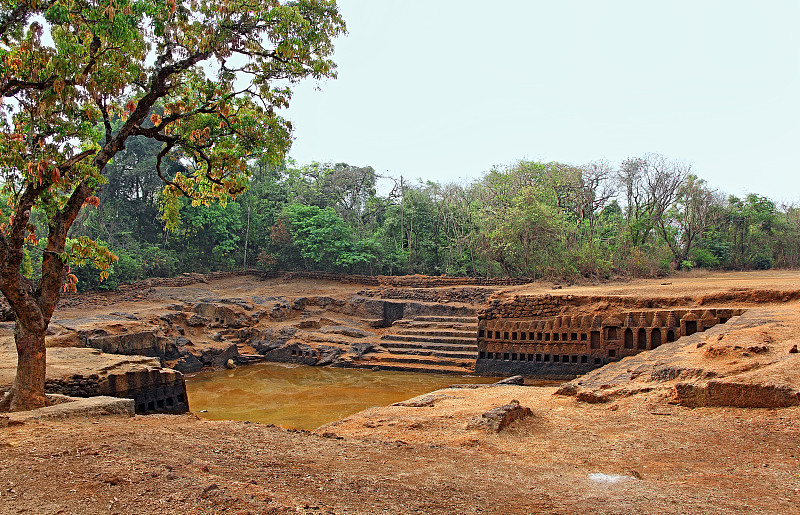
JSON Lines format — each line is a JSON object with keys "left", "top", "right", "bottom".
{"left": 493, "top": 375, "right": 525, "bottom": 386}
{"left": 468, "top": 399, "right": 533, "bottom": 432}
{"left": 6, "top": 395, "right": 134, "bottom": 423}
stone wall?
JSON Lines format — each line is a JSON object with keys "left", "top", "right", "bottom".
{"left": 480, "top": 294, "right": 579, "bottom": 320}
{"left": 476, "top": 301, "right": 745, "bottom": 379}
{"left": 45, "top": 366, "right": 188, "bottom": 415}
{"left": 357, "top": 287, "right": 495, "bottom": 305}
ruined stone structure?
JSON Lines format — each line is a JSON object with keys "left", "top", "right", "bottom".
{"left": 43, "top": 359, "right": 189, "bottom": 415}
{"left": 475, "top": 295, "right": 745, "bottom": 379}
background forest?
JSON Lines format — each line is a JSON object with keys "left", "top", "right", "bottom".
{"left": 14, "top": 138, "right": 799, "bottom": 291}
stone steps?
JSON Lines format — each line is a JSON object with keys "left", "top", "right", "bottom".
{"left": 380, "top": 340, "right": 477, "bottom": 352}
{"left": 349, "top": 360, "right": 474, "bottom": 375}
{"left": 381, "top": 334, "right": 477, "bottom": 345}
{"left": 409, "top": 316, "right": 477, "bottom": 324}
{"left": 395, "top": 321, "right": 478, "bottom": 331}
{"left": 352, "top": 313, "right": 479, "bottom": 374}
{"left": 385, "top": 347, "right": 477, "bottom": 359}
{"left": 395, "top": 329, "right": 477, "bottom": 339}
{"left": 357, "top": 353, "right": 473, "bottom": 367}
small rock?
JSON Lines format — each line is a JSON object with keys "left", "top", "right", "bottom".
{"left": 186, "top": 314, "right": 209, "bottom": 327}
{"left": 790, "top": 345, "right": 798, "bottom": 354}
{"left": 350, "top": 342, "right": 374, "bottom": 357}
{"left": 110, "top": 312, "right": 139, "bottom": 320}
{"left": 554, "top": 384, "right": 579, "bottom": 396}
{"left": 492, "top": 375, "right": 525, "bottom": 386}
{"left": 225, "top": 359, "right": 237, "bottom": 370}
{"left": 200, "top": 483, "right": 219, "bottom": 498}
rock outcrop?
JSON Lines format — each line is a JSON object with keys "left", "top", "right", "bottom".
{"left": 555, "top": 307, "right": 800, "bottom": 408}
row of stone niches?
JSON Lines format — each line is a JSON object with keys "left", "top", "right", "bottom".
{"left": 475, "top": 307, "right": 745, "bottom": 378}
{"left": 479, "top": 308, "right": 744, "bottom": 346}
{"left": 134, "top": 390, "right": 188, "bottom": 415}
{"left": 479, "top": 326, "right": 677, "bottom": 350}
{"left": 479, "top": 350, "right": 600, "bottom": 365}
{"left": 476, "top": 307, "right": 745, "bottom": 373}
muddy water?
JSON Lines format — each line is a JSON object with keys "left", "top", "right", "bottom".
{"left": 185, "top": 363, "right": 497, "bottom": 430}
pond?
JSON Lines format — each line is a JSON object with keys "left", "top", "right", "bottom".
{"left": 185, "top": 362, "right": 498, "bottom": 430}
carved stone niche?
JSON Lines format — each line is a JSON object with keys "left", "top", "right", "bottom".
{"left": 602, "top": 316, "right": 623, "bottom": 341}
{"left": 681, "top": 311, "right": 700, "bottom": 337}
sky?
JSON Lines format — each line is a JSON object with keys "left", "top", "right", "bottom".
{"left": 284, "top": 1, "right": 800, "bottom": 204}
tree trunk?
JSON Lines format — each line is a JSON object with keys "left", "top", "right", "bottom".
{"left": 243, "top": 203, "right": 251, "bottom": 268}
{"left": 0, "top": 322, "right": 48, "bottom": 412}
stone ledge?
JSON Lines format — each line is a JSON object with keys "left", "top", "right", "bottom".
{"left": 6, "top": 394, "right": 134, "bottom": 424}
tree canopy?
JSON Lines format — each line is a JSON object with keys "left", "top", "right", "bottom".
{"left": 0, "top": 0, "right": 345, "bottom": 411}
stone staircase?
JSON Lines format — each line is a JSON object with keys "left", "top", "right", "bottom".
{"left": 354, "top": 315, "right": 479, "bottom": 375}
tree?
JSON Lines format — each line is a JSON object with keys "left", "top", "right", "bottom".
{"left": 280, "top": 203, "right": 376, "bottom": 272}
{"left": 0, "top": 0, "right": 345, "bottom": 411}
{"left": 618, "top": 154, "right": 688, "bottom": 247}
{"left": 659, "top": 174, "right": 718, "bottom": 267}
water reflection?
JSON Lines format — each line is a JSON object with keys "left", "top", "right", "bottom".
{"left": 185, "top": 362, "right": 497, "bottom": 430}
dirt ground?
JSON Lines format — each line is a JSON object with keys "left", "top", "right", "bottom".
{"left": 1, "top": 389, "right": 798, "bottom": 514}
{"left": 51, "top": 269, "right": 800, "bottom": 320}
{"left": 2, "top": 270, "right": 800, "bottom": 514}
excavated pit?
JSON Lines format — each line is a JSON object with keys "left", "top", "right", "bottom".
{"left": 5, "top": 271, "right": 800, "bottom": 414}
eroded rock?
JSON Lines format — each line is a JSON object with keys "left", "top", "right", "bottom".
{"left": 468, "top": 399, "right": 533, "bottom": 432}
{"left": 173, "top": 353, "right": 203, "bottom": 374}
{"left": 350, "top": 342, "right": 375, "bottom": 357}
{"left": 493, "top": 375, "right": 525, "bottom": 386}
{"left": 320, "top": 325, "right": 370, "bottom": 338}
{"left": 186, "top": 314, "right": 209, "bottom": 327}
{"left": 316, "top": 345, "right": 343, "bottom": 366}
{"left": 675, "top": 381, "right": 800, "bottom": 408}
{"left": 393, "top": 393, "right": 451, "bottom": 407}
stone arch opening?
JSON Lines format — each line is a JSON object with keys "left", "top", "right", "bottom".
{"left": 651, "top": 329, "right": 662, "bottom": 348}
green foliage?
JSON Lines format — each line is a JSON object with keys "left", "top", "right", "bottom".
{"left": 21, "top": 145, "right": 800, "bottom": 292}
{"left": 689, "top": 248, "right": 720, "bottom": 269}
{"left": 173, "top": 199, "right": 242, "bottom": 271}
{"left": 279, "top": 203, "right": 376, "bottom": 272}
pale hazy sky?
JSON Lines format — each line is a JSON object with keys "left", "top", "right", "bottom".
{"left": 285, "top": 1, "right": 800, "bottom": 204}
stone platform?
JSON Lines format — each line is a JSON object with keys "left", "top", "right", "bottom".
{"left": 1, "top": 332, "right": 188, "bottom": 415}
